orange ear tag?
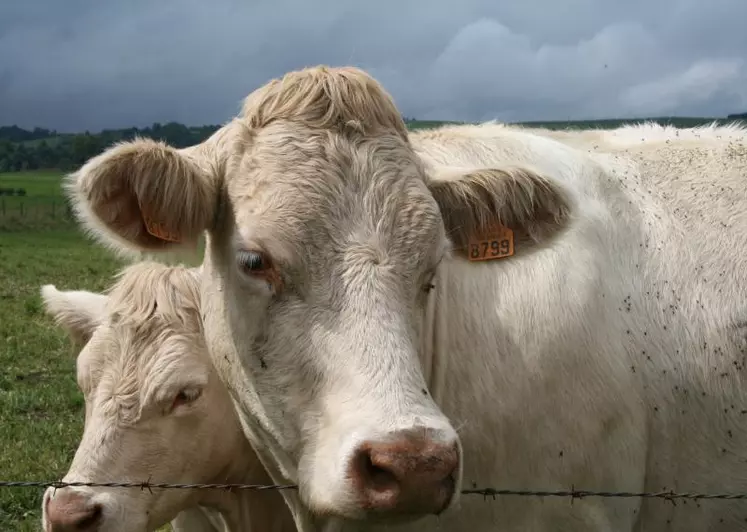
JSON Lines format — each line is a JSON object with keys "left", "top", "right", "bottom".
{"left": 142, "top": 209, "right": 182, "bottom": 243}
{"left": 467, "top": 224, "right": 514, "bottom": 262}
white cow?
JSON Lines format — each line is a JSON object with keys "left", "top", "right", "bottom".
{"left": 64, "top": 65, "right": 747, "bottom": 531}
{"left": 40, "top": 262, "right": 295, "bottom": 532}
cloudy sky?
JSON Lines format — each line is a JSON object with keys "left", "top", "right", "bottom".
{"left": 1, "top": 0, "right": 746, "bottom": 132}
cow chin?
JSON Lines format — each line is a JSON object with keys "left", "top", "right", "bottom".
{"left": 298, "top": 420, "right": 464, "bottom": 524}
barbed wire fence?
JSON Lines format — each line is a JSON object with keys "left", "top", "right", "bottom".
{"left": 5, "top": 368, "right": 747, "bottom": 504}
{"left": 2, "top": 480, "right": 747, "bottom": 503}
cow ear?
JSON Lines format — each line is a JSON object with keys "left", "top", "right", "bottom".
{"left": 40, "top": 285, "right": 109, "bottom": 346}
{"left": 427, "top": 165, "right": 575, "bottom": 258}
{"left": 64, "top": 136, "right": 220, "bottom": 256}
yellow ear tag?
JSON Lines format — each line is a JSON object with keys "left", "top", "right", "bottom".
{"left": 142, "top": 209, "right": 182, "bottom": 243}
{"left": 467, "top": 224, "right": 514, "bottom": 261}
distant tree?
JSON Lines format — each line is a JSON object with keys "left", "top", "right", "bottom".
{"left": 0, "top": 115, "right": 739, "bottom": 173}
{"left": 0, "top": 125, "right": 55, "bottom": 143}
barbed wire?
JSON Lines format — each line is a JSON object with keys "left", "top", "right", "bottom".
{"left": 6, "top": 372, "right": 747, "bottom": 504}
{"left": 2, "top": 480, "right": 747, "bottom": 501}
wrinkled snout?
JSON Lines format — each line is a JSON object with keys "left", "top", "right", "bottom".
{"left": 43, "top": 488, "right": 102, "bottom": 532}
{"left": 348, "top": 428, "right": 460, "bottom": 517}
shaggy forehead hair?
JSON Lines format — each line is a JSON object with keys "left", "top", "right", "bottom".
{"left": 81, "top": 262, "right": 204, "bottom": 423}
{"left": 105, "top": 261, "right": 201, "bottom": 331}
{"left": 240, "top": 65, "right": 409, "bottom": 140}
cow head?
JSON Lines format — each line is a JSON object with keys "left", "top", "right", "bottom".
{"left": 39, "top": 263, "right": 257, "bottom": 532}
{"left": 65, "top": 66, "right": 573, "bottom": 524}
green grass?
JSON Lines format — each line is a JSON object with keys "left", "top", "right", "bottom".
{"left": 0, "top": 230, "right": 126, "bottom": 530}
{"left": 0, "top": 171, "right": 67, "bottom": 197}
{"left": 0, "top": 171, "right": 72, "bottom": 232}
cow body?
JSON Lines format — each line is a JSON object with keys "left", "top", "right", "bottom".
{"left": 400, "top": 121, "right": 747, "bottom": 531}
{"left": 65, "top": 65, "right": 747, "bottom": 531}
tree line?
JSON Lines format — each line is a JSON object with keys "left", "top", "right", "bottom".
{"left": 1, "top": 113, "right": 746, "bottom": 173}
{"left": 0, "top": 123, "right": 223, "bottom": 172}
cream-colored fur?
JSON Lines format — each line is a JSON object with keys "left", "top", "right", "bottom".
{"left": 65, "top": 65, "right": 747, "bottom": 531}
{"left": 40, "top": 263, "right": 295, "bottom": 532}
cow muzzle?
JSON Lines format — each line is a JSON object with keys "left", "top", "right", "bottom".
{"left": 347, "top": 427, "right": 460, "bottom": 518}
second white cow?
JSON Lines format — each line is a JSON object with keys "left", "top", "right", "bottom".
{"left": 40, "top": 262, "right": 295, "bottom": 532}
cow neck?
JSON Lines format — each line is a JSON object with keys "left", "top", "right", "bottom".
{"left": 195, "top": 490, "right": 243, "bottom": 531}
{"left": 233, "top": 492, "right": 261, "bottom": 531}
{"left": 420, "top": 263, "right": 448, "bottom": 403}
{"left": 198, "top": 441, "right": 261, "bottom": 530}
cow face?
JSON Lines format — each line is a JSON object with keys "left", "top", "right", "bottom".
{"left": 39, "top": 265, "right": 250, "bottom": 532}
{"left": 204, "top": 118, "right": 462, "bottom": 522}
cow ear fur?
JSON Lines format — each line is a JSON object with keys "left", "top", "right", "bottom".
{"left": 64, "top": 137, "right": 219, "bottom": 256}
{"left": 426, "top": 165, "right": 575, "bottom": 257}
{"left": 40, "top": 285, "right": 109, "bottom": 346}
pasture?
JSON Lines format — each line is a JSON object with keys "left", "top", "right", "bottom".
{"left": 0, "top": 171, "right": 189, "bottom": 530}
{"left": 0, "top": 171, "right": 72, "bottom": 232}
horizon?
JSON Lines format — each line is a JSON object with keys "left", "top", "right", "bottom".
{"left": 2, "top": 112, "right": 746, "bottom": 137}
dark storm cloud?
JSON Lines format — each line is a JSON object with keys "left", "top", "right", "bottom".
{"left": 1, "top": 0, "right": 746, "bottom": 131}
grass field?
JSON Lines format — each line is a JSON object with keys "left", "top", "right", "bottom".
{"left": 0, "top": 171, "right": 73, "bottom": 232}
{"left": 0, "top": 172, "right": 66, "bottom": 197}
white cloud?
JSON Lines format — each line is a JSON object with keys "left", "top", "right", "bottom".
{"left": 620, "top": 59, "right": 746, "bottom": 116}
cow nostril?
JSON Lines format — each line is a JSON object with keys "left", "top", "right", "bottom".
{"left": 348, "top": 432, "right": 460, "bottom": 517}
{"left": 361, "top": 451, "right": 398, "bottom": 492}
{"left": 76, "top": 503, "right": 102, "bottom": 530}
{"left": 437, "top": 472, "right": 457, "bottom": 514}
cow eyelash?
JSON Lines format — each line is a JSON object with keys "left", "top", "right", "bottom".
{"left": 237, "top": 250, "right": 272, "bottom": 274}
{"left": 170, "top": 387, "right": 202, "bottom": 412}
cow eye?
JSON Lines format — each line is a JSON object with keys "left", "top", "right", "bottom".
{"left": 170, "top": 387, "right": 202, "bottom": 411}
{"left": 237, "top": 250, "right": 270, "bottom": 274}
